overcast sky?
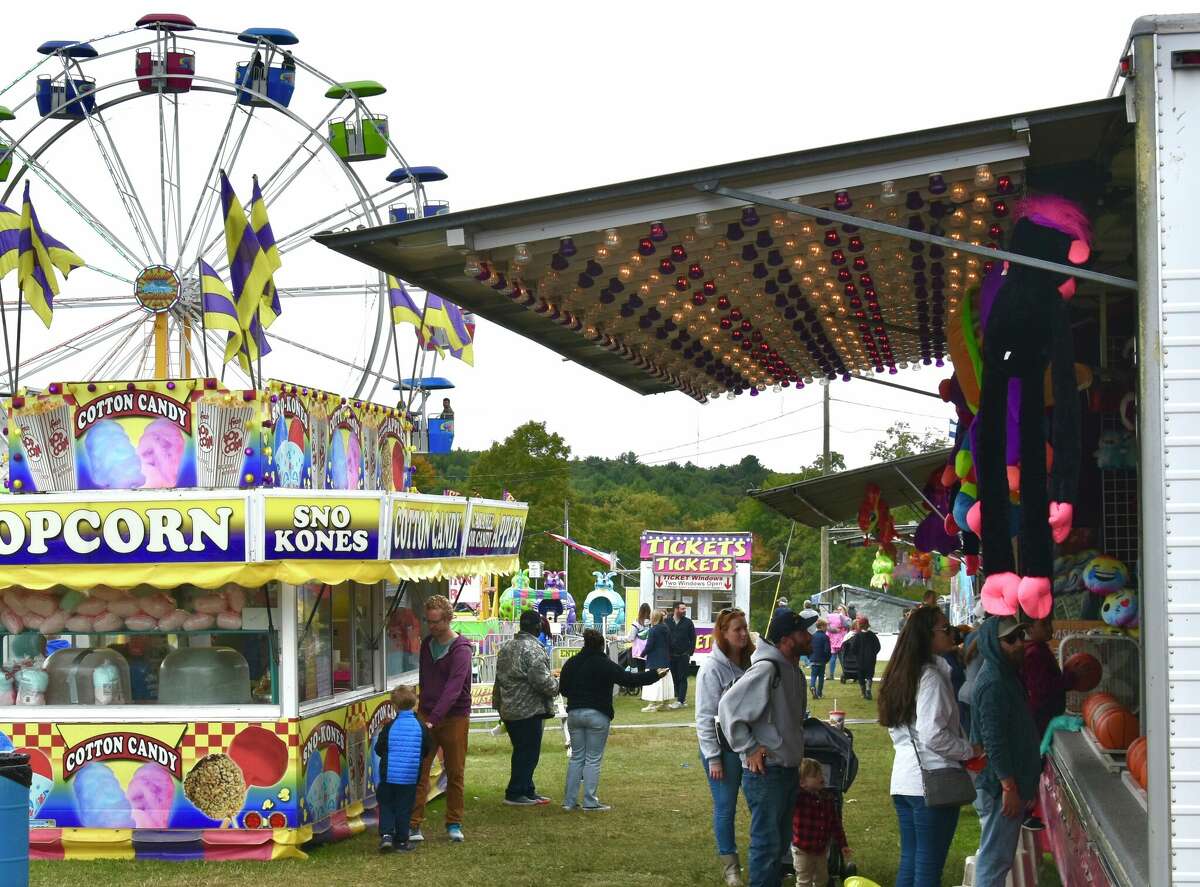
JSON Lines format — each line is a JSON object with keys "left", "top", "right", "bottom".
{"left": 2, "top": 2, "right": 1177, "bottom": 474}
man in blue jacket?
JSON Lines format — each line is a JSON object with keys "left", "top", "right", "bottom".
{"left": 970, "top": 615, "right": 1041, "bottom": 887}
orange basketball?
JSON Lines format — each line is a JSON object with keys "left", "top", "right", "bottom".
{"left": 1094, "top": 705, "right": 1139, "bottom": 750}
{"left": 1064, "top": 652, "right": 1103, "bottom": 692}
{"left": 1082, "top": 692, "right": 1118, "bottom": 725}
{"left": 1127, "top": 736, "right": 1148, "bottom": 790}
{"left": 1087, "top": 701, "right": 1125, "bottom": 733}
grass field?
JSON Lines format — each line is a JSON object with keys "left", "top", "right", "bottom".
{"left": 28, "top": 678, "right": 1061, "bottom": 887}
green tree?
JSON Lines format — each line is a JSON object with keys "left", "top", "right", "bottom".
{"left": 468, "top": 422, "right": 571, "bottom": 569}
{"left": 869, "top": 420, "right": 947, "bottom": 461}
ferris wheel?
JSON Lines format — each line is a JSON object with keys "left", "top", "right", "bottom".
{"left": 0, "top": 13, "right": 447, "bottom": 399}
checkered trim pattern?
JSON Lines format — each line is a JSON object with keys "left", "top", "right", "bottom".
{"left": 178, "top": 721, "right": 297, "bottom": 768}
{"left": 3, "top": 720, "right": 66, "bottom": 753}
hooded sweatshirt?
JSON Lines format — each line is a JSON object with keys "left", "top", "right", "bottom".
{"left": 717, "top": 639, "right": 807, "bottom": 768}
{"left": 970, "top": 617, "right": 1041, "bottom": 801}
{"left": 695, "top": 644, "right": 747, "bottom": 764}
{"left": 417, "top": 632, "right": 474, "bottom": 725}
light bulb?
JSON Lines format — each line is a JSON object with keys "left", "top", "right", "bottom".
{"left": 695, "top": 212, "right": 714, "bottom": 234}
{"left": 604, "top": 228, "right": 621, "bottom": 248}
{"left": 880, "top": 180, "right": 900, "bottom": 205}
{"left": 512, "top": 245, "right": 531, "bottom": 266}
{"left": 463, "top": 255, "right": 482, "bottom": 277}
{"left": 974, "top": 164, "right": 994, "bottom": 188}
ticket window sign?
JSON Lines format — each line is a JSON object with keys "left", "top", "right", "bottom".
{"left": 528, "top": 561, "right": 543, "bottom": 579}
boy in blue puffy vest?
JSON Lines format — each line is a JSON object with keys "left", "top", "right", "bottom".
{"left": 375, "top": 684, "right": 432, "bottom": 852}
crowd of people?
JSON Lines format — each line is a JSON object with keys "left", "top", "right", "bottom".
{"left": 372, "top": 591, "right": 1065, "bottom": 887}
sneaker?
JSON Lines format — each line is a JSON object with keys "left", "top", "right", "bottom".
{"left": 667, "top": 701, "right": 683, "bottom": 710}
{"left": 447, "top": 824, "right": 465, "bottom": 842}
{"left": 529, "top": 795, "right": 552, "bottom": 806}
{"left": 407, "top": 829, "right": 423, "bottom": 843}
{"left": 378, "top": 835, "right": 394, "bottom": 853}
{"left": 561, "top": 803, "right": 577, "bottom": 811}
{"left": 1023, "top": 815, "right": 1046, "bottom": 831}
{"left": 503, "top": 796, "right": 539, "bottom": 806}
{"left": 395, "top": 841, "right": 414, "bottom": 853}
{"left": 640, "top": 704, "right": 660, "bottom": 713}
{"left": 582, "top": 804, "right": 612, "bottom": 812}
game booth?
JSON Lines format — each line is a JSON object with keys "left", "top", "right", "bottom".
{"left": 0, "top": 378, "right": 527, "bottom": 861}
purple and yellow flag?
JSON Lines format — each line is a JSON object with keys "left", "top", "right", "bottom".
{"left": 18, "top": 182, "right": 84, "bottom": 328}
{"left": 199, "top": 259, "right": 243, "bottom": 365}
{"left": 388, "top": 275, "right": 422, "bottom": 328}
{"left": 417, "top": 295, "right": 474, "bottom": 366}
{"left": 249, "top": 175, "right": 282, "bottom": 328}
{"left": 219, "top": 170, "right": 271, "bottom": 331}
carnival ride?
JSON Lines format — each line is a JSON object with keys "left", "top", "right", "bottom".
{"left": 0, "top": 14, "right": 449, "bottom": 399}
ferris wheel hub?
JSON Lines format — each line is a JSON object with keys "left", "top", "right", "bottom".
{"left": 134, "top": 265, "right": 181, "bottom": 314}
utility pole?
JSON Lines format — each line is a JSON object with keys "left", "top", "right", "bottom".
{"left": 820, "top": 381, "right": 831, "bottom": 597}
{"left": 563, "top": 500, "right": 570, "bottom": 593}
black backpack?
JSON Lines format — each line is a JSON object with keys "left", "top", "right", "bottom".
{"left": 715, "top": 659, "right": 782, "bottom": 754}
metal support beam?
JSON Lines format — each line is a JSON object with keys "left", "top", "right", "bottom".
{"left": 893, "top": 465, "right": 946, "bottom": 521}
{"left": 849, "top": 374, "right": 944, "bottom": 399}
{"left": 698, "top": 183, "right": 1138, "bottom": 292}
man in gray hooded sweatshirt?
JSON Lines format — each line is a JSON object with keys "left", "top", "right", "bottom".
{"left": 718, "top": 610, "right": 815, "bottom": 887}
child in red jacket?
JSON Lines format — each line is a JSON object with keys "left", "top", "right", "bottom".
{"left": 792, "top": 758, "right": 851, "bottom": 887}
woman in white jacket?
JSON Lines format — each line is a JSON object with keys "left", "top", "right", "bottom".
{"left": 877, "top": 606, "right": 982, "bottom": 887}
{"left": 695, "top": 608, "right": 754, "bottom": 887}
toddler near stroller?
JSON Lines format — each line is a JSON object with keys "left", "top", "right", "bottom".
{"left": 795, "top": 717, "right": 859, "bottom": 885}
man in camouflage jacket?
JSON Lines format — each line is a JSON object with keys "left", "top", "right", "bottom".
{"left": 493, "top": 609, "right": 560, "bottom": 805}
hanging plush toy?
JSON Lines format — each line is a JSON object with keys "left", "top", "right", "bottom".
{"left": 967, "top": 195, "right": 1091, "bottom": 618}
{"left": 858, "top": 483, "right": 898, "bottom": 557}
{"left": 869, "top": 548, "right": 894, "bottom": 589}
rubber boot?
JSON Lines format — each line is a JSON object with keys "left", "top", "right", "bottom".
{"left": 719, "top": 853, "right": 743, "bottom": 886}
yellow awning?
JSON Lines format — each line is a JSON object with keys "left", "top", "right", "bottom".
{"left": 0, "top": 556, "right": 520, "bottom": 591}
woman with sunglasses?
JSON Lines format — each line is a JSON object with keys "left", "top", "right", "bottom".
{"left": 696, "top": 607, "right": 755, "bottom": 887}
{"left": 878, "top": 606, "right": 982, "bottom": 887}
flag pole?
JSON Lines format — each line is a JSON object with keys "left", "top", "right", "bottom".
{"left": 255, "top": 305, "right": 263, "bottom": 390}
{"left": 197, "top": 260, "right": 210, "bottom": 378}
{"left": 403, "top": 293, "right": 432, "bottom": 415}
{"left": 13, "top": 281, "right": 24, "bottom": 393}
{"left": 0, "top": 279, "right": 14, "bottom": 393}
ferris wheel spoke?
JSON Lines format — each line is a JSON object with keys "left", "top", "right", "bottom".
{"left": 259, "top": 98, "right": 345, "bottom": 198}
{"left": 86, "top": 315, "right": 148, "bottom": 382}
{"left": 189, "top": 104, "right": 257, "bottom": 269}
{"left": 276, "top": 283, "right": 379, "bottom": 300}
{"left": 16, "top": 307, "right": 142, "bottom": 380}
{"left": 7, "top": 145, "right": 146, "bottom": 270}
{"left": 268, "top": 329, "right": 398, "bottom": 386}
{"left": 91, "top": 107, "right": 165, "bottom": 264}
{"left": 158, "top": 91, "right": 169, "bottom": 263}
{"left": 175, "top": 93, "right": 245, "bottom": 269}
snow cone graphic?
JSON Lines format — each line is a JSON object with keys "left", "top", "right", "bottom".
{"left": 18, "top": 747, "right": 53, "bottom": 818}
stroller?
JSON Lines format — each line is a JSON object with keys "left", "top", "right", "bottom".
{"left": 801, "top": 716, "right": 860, "bottom": 886}
{"left": 838, "top": 636, "right": 862, "bottom": 685}
{"left": 616, "top": 646, "right": 643, "bottom": 695}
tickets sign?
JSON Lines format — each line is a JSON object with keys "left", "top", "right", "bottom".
{"left": 463, "top": 501, "right": 527, "bottom": 557}
{"left": 390, "top": 494, "right": 468, "bottom": 559}
{"left": 640, "top": 531, "right": 753, "bottom": 575}
{"left": 262, "top": 495, "right": 383, "bottom": 560}
{"left": 0, "top": 497, "right": 247, "bottom": 565}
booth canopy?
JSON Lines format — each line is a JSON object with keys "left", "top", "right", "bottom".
{"left": 748, "top": 448, "right": 951, "bottom": 529}
{"left": 315, "top": 98, "right": 1133, "bottom": 402}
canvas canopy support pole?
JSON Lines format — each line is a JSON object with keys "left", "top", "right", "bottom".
{"left": 850, "top": 374, "right": 944, "bottom": 399}
{"left": 765, "top": 520, "right": 796, "bottom": 636}
{"left": 372, "top": 580, "right": 408, "bottom": 652}
{"left": 893, "top": 464, "right": 947, "bottom": 520}
{"left": 697, "top": 183, "right": 1138, "bottom": 291}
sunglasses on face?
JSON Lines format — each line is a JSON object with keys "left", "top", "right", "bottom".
{"left": 719, "top": 608, "right": 744, "bottom": 616}
{"left": 1001, "top": 629, "right": 1027, "bottom": 643}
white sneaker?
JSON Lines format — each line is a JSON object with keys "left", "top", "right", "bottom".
{"left": 640, "top": 704, "right": 660, "bottom": 713}
{"left": 667, "top": 701, "right": 683, "bottom": 710}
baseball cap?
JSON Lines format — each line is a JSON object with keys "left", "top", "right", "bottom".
{"left": 767, "top": 609, "right": 818, "bottom": 644}
{"left": 996, "top": 616, "right": 1028, "bottom": 641}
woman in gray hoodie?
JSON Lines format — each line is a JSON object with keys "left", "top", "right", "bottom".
{"left": 696, "top": 607, "right": 755, "bottom": 887}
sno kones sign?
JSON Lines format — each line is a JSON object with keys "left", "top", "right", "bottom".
{"left": 640, "top": 531, "right": 753, "bottom": 575}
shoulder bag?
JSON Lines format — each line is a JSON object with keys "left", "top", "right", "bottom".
{"left": 908, "top": 726, "right": 976, "bottom": 807}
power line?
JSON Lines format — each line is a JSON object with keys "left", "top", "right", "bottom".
{"left": 830, "top": 396, "right": 952, "bottom": 423}
{"left": 635, "top": 401, "right": 822, "bottom": 459}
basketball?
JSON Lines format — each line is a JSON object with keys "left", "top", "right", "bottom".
{"left": 1087, "top": 700, "right": 1124, "bottom": 733}
{"left": 1093, "top": 705, "right": 1139, "bottom": 750}
{"left": 1064, "top": 652, "right": 1103, "bottom": 692}
{"left": 1082, "top": 692, "right": 1118, "bottom": 725}
{"left": 1127, "top": 736, "right": 1147, "bottom": 789}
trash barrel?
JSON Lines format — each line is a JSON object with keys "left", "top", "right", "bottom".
{"left": 0, "top": 752, "right": 31, "bottom": 887}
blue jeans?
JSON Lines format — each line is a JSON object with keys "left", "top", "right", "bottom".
{"left": 563, "top": 708, "right": 611, "bottom": 808}
{"left": 702, "top": 748, "right": 743, "bottom": 856}
{"left": 809, "top": 662, "right": 826, "bottom": 697}
{"left": 503, "top": 715, "right": 545, "bottom": 801}
{"left": 377, "top": 782, "right": 417, "bottom": 842}
{"left": 892, "top": 794, "right": 961, "bottom": 887}
{"left": 828, "top": 650, "right": 840, "bottom": 680}
{"left": 973, "top": 785, "right": 1024, "bottom": 887}
{"left": 742, "top": 765, "right": 798, "bottom": 887}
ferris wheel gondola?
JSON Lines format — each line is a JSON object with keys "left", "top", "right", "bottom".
{"left": 0, "top": 15, "right": 446, "bottom": 399}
